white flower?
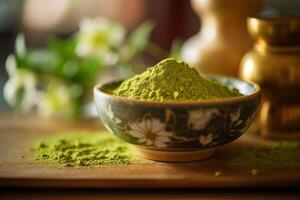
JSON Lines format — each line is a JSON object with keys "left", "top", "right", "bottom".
{"left": 128, "top": 117, "right": 172, "bottom": 148}
{"left": 187, "top": 108, "right": 220, "bottom": 130}
{"left": 3, "top": 55, "right": 39, "bottom": 113}
{"left": 75, "top": 17, "right": 125, "bottom": 66}
{"left": 5, "top": 54, "right": 17, "bottom": 76}
{"left": 199, "top": 133, "right": 214, "bottom": 146}
{"left": 105, "top": 104, "right": 121, "bottom": 124}
{"left": 37, "top": 80, "right": 76, "bottom": 118}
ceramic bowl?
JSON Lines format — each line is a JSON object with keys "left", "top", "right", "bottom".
{"left": 94, "top": 76, "right": 261, "bottom": 162}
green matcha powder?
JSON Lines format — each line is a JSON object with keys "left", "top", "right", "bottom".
{"left": 33, "top": 132, "right": 300, "bottom": 167}
{"left": 230, "top": 141, "right": 300, "bottom": 166}
{"left": 112, "top": 58, "right": 241, "bottom": 101}
{"left": 34, "top": 132, "right": 136, "bottom": 167}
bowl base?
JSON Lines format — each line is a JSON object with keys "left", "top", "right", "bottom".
{"left": 134, "top": 147, "right": 215, "bottom": 162}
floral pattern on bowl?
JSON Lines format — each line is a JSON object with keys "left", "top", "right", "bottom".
{"left": 94, "top": 76, "right": 261, "bottom": 152}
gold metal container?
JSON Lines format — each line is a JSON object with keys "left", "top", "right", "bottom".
{"left": 182, "top": 0, "right": 265, "bottom": 77}
{"left": 240, "top": 16, "right": 300, "bottom": 139}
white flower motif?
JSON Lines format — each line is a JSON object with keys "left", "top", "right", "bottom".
{"left": 3, "top": 55, "right": 39, "bottom": 113}
{"left": 128, "top": 117, "right": 172, "bottom": 148}
{"left": 75, "top": 17, "right": 126, "bottom": 66}
{"left": 105, "top": 104, "right": 114, "bottom": 119}
{"left": 230, "top": 108, "right": 243, "bottom": 126}
{"left": 228, "top": 108, "right": 257, "bottom": 136}
{"left": 199, "top": 133, "right": 214, "bottom": 146}
{"left": 105, "top": 104, "right": 121, "bottom": 124}
{"left": 187, "top": 108, "right": 220, "bottom": 130}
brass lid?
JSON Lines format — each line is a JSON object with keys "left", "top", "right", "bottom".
{"left": 247, "top": 16, "right": 300, "bottom": 46}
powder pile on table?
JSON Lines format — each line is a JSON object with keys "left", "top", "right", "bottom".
{"left": 33, "top": 131, "right": 136, "bottom": 167}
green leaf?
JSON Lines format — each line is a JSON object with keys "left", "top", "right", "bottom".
{"left": 14, "top": 33, "right": 28, "bottom": 68}
{"left": 76, "top": 57, "right": 102, "bottom": 86}
{"left": 170, "top": 39, "right": 183, "bottom": 59}
{"left": 127, "top": 20, "right": 154, "bottom": 55}
{"left": 48, "top": 36, "right": 77, "bottom": 59}
{"left": 13, "top": 86, "right": 25, "bottom": 113}
{"left": 46, "top": 36, "right": 83, "bottom": 79}
{"left": 27, "top": 50, "right": 61, "bottom": 74}
{"left": 15, "top": 33, "right": 26, "bottom": 60}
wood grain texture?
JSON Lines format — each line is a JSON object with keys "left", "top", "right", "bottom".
{"left": 0, "top": 115, "right": 299, "bottom": 188}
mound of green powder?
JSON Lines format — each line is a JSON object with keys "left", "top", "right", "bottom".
{"left": 33, "top": 131, "right": 136, "bottom": 167}
{"left": 230, "top": 141, "right": 300, "bottom": 166}
{"left": 113, "top": 58, "right": 241, "bottom": 101}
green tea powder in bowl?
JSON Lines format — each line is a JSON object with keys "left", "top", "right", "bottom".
{"left": 113, "top": 58, "right": 241, "bottom": 101}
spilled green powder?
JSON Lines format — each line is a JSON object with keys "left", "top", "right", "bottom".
{"left": 214, "top": 171, "right": 224, "bottom": 177}
{"left": 230, "top": 142, "right": 300, "bottom": 166}
{"left": 33, "top": 131, "right": 136, "bottom": 167}
{"left": 112, "top": 58, "right": 241, "bottom": 101}
{"left": 250, "top": 169, "right": 263, "bottom": 176}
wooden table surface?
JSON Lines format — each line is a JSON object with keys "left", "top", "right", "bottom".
{"left": 1, "top": 188, "right": 300, "bottom": 200}
{"left": 0, "top": 114, "right": 299, "bottom": 199}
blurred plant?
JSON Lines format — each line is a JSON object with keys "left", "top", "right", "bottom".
{"left": 3, "top": 17, "right": 182, "bottom": 119}
{"left": 76, "top": 17, "right": 125, "bottom": 66}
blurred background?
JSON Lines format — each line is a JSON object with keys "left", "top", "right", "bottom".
{"left": 1, "top": 0, "right": 300, "bottom": 119}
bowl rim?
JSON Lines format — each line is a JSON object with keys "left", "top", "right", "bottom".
{"left": 94, "top": 76, "right": 261, "bottom": 106}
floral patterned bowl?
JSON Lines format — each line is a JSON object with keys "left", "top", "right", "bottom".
{"left": 94, "top": 76, "right": 261, "bottom": 162}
